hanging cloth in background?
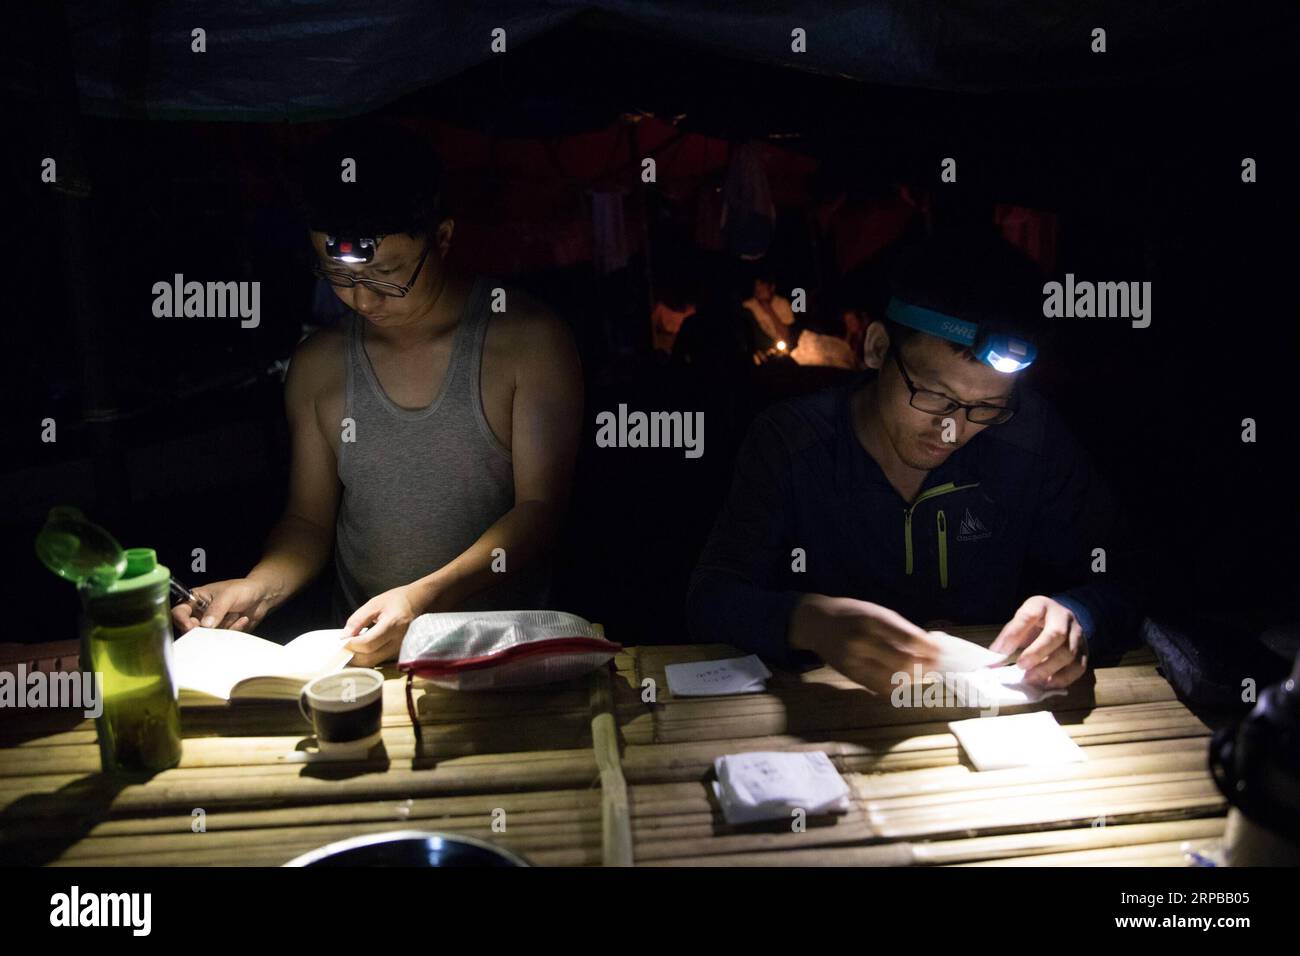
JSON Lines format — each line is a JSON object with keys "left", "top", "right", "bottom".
{"left": 721, "top": 142, "right": 776, "bottom": 260}
{"left": 825, "top": 191, "right": 919, "bottom": 276}
{"left": 591, "top": 189, "right": 629, "bottom": 274}
{"left": 994, "top": 203, "right": 1059, "bottom": 274}
{"left": 694, "top": 184, "right": 725, "bottom": 252}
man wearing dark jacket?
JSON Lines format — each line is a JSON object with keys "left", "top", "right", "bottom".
{"left": 687, "top": 229, "right": 1139, "bottom": 693}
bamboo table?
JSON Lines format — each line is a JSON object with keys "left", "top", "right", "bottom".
{"left": 0, "top": 626, "right": 1225, "bottom": 866}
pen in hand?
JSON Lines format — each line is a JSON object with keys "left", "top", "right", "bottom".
{"left": 170, "top": 577, "right": 212, "bottom": 614}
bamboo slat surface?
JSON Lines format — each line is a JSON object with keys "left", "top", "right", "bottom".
{"left": 0, "top": 626, "right": 1224, "bottom": 866}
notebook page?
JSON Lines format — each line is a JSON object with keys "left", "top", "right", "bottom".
{"left": 172, "top": 628, "right": 289, "bottom": 700}
{"left": 278, "top": 629, "right": 354, "bottom": 679}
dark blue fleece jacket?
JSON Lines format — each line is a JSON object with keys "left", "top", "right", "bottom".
{"left": 687, "top": 375, "right": 1140, "bottom": 667}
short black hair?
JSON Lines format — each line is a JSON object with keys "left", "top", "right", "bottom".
{"left": 298, "top": 119, "right": 445, "bottom": 239}
{"left": 886, "top": 227, "right": 1044, "bottom": 359}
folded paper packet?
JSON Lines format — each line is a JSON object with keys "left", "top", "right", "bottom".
{"left": 712, "top": 751, "right": 852, "bottom": 825}
{"left": 929, "top": 630, "right": 1009, "bottom": 674}
{"left": 949, "top": 711, "right": 1086, "bottom": 771}
{"left": 665, "top": 654, "right": 771, "bottom": 696}
{"left": 926, "top": 632, "right": 1068, "bottom": 708}
{"left": 943, "top": 664, "right": 1069, "bottom": 708}
{"left": 398, "top": 610, "right": 620, "bottom": 691}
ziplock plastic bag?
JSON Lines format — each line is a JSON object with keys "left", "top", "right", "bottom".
{"left": 398, "top": 610, "right": 620, "bottom": 690}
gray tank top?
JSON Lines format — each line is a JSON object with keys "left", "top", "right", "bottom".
{"left": 333, "top": 276, "right": 551, "bottom": 619}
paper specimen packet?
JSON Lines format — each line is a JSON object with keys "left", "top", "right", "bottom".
{"left": 948, "top": 711, "right": 1086, "bottom": 771}
{"left": 712, "top": 751, "right": 852, "bottom": 824}
{"left": 666, "top": 654, "right": 771, "bottom": 696}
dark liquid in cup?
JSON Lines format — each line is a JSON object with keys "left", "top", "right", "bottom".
{"left": 315, "top": 699, "right": 382, "bottom": 742}
{"left": 304, "top": 672, "right": 383, "bottom": 744}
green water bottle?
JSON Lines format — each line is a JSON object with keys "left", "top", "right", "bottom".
{"left": 36, "top": 507, "right": 183, "bottom": 774}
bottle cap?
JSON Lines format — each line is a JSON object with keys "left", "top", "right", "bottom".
{"left": 35, "top": 508, "right": 169, "bottom": 597}
{"left": 35, "top": 507, "right": 126, "bottom": 591}
{"left": 103, "top": 547, "right": 170, "bottom": 598}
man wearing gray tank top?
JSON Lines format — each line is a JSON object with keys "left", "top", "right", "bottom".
{"left": 172, "top": 122, "right": 583, "bottom": 665}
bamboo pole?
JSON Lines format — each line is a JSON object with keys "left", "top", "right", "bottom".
{"left": 0, "top": 749, "right": 602, "bottom": 821}
{"left": 0, "top": 788, "right": 605, "bottom": 855}
{"left": 644, "top": 843, "right": 916, "bottom": 867}
{"left": 853, "top": 744, "right": 1211, "bottom": 801}
{"left": 590, "top": 646, "right": 633, "bottom": 867}
{"left": 864, "top": 770, "right": 1214, "bottom": 819}
{"left": 960, "top": 837, "right": 1214, "bottom": 867}
{"left": 0, "top": 723, "right": 599, "bottom": 778}
{"left": 43, "top": 815, "right": 603, "bottom": 863}
{"left": 46, "top": 842, "right": 599, "bottom": 868}
{"left": 913, "top": 817, "right": 1225, "bottom": 865}
{"left": 634, "top": 818, "right": 881, "bottom": 861}
{"left": 867, "top": 782, "right": 1225, "bottom": 841}
{"left": 621, "top": 782, "right": 1223, "bottom": 860}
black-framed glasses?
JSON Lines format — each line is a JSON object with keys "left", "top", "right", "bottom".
{"left": 891, "top": 349, "right": 1017, "bottom": 425}
{"left": 311, "top": 242, "right": 432, "bottom": 298}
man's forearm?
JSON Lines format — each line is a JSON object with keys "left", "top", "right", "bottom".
{"left": 788, "top": 593, "right": 841, "bottom": 657}
{"left": 407, "top": 499, "right": 561, "bottom": 613}
{"left": 246, "top": 513, "right": 334, "bottom": 611}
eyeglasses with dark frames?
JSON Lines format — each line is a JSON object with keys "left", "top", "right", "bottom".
{"left": 891, "top": 349, "right": 1017, "bottom": 425}
{"left": 311, "top": 242, "right": 432, "bottom": 298}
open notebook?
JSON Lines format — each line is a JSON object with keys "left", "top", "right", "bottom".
{"left": 171, "top": 627, "right": 354, "bottom": 706}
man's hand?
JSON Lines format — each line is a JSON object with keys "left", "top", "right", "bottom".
{"left": 789, "top": 595, "right": 943, "bottom": 694}
{"left": 343, "top": 585, "right": 423, "bottom": 667}
{"left": 172, "top": 578, "right": 276, "bottom": 633}
{"left": 990, "top": 595, "right": 1089, "bottom": 688}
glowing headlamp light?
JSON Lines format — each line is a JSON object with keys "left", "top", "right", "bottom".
{"left": 885, "top": 298, "right": 1037, "bottom": 373}
{"left": 325, "top": 236, "right": 377, "bottom": 264}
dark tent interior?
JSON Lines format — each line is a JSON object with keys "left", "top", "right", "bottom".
{"left": 8, "top": 1, "right": 1295, "bottom": 681}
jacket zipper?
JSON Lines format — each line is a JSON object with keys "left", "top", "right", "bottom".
{"left": 902, "top": 481, "right": 978, "bottom": 577}
{"left": 937, "top": 509, "right": 948, "bottom": 588}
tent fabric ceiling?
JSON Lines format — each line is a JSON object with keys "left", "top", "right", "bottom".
{"left": 57, "top": 1, "right": 1276, "bottom": 123}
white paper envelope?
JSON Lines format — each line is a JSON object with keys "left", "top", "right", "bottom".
{"left": 665, "top": 654, "right": 772, "bottom": 697}
{"left": 948, "top": 711, "right": 1086, "bottom": 771}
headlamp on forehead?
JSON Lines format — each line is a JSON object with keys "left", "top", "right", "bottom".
{"left": 325, "top": 236, "right": 378, "bottom": 264}
{"left": 885, "top": 298, "right": 1037, "bottom": 373}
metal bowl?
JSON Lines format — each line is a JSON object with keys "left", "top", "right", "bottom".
{"left": 283, "top": 830, "right": 530, "bottom": 867}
